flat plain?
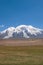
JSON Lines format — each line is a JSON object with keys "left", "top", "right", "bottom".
{"left": 0, "top": 39, "right": 43, "bottom": 65}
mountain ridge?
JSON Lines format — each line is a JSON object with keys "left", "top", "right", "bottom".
{"left": 0, "top": 25, "right": 43, "bottom": 39}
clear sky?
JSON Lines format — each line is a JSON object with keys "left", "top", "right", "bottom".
{"left": 0, "top": 0, "right": 43, "bottom": 31}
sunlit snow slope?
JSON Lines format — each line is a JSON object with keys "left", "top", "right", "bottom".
{"left": 0, "top": 25, "right": 43, "bottom": 39}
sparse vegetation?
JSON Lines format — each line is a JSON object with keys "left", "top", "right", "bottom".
{"left": 0, "top": 46, "right": 43, "bottom": 65}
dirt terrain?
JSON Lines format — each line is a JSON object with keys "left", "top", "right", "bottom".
{"left": 0, "top": 39, "right": 43, "bottom": 65}
{"left": 0, "top": 38, "right": 43, "bottom": 46}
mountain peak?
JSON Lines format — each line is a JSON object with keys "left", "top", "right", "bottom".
{"left": 6, "top": 27, "right": 15, "bottom": 31}
{"left": 0, "top": 25, "right": 43, "bottom": 39}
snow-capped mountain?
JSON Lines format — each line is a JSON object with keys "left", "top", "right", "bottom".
{"left": 0, "top": 25, "right": 43, "bottom": 39}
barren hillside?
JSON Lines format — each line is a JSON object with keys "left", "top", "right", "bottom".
{"left": 0, "top": 39, "right": 43, "bottom": 46}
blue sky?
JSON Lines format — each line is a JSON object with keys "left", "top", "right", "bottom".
{"left": 0, "top": 0, "right": 43, "bottom": 31}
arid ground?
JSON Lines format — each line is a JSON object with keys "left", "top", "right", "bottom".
{"left": 0, "top": 38, "right": 43, "bottom": 46}
{"left": 0, "top": 39, "right": 43, "bottom": 65}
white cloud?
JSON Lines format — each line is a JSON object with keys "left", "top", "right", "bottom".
{"left": 0, "top": 25, "right": 4, "bottom": 28}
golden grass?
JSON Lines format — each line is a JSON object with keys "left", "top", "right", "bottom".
{"left": 0, "top": 45, "right": 43, "bottom": 65}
